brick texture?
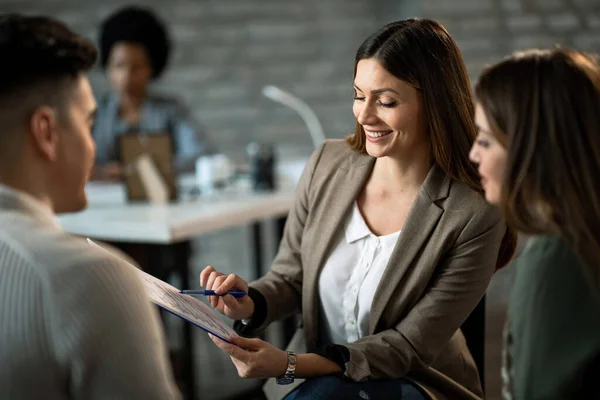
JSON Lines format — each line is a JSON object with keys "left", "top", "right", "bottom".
{"left": 423, "top": 0, "right": 600, "bottom": 82}
{"left": 0, "top": 0, "right": 598, "bottom": 160}
{"left": 0, "top": 0, "right": 412, "bottom": 161}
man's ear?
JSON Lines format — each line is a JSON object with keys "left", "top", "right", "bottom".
{"left": 29, "top": 105, "right": 60, "bottom": 162}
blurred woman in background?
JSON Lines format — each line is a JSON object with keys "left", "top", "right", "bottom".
{"left": 93, "top": 5, "right": 215, "bottom": 180}
{"left": 470, "top": 48, "right": 600, "bottom": 400}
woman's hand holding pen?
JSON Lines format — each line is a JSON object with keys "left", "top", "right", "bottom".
{"left": 200, "top": 265, "right": 254, "bottom": 320}
{"left": 201, "top": 266, "right": 289, "bottom": 379}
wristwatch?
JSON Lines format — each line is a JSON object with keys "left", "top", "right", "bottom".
{"left": 276, "top": 351, "right": 297, "bottom": 385}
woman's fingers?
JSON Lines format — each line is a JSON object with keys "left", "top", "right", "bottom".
{"left": 230, "top": 335, "right": 263, "bottom": 351}
{"left": 213, "top": 275, "right": 228, "bottom": 292}
{"left": 205, "top": 270, "right": 223, "bottom": 291}
{"left": 200, "top": 265, "right": 215, "bottom": 286}
{"left": 221, "top": 294, "right": 241, "bottom": 313}
{"left": 211, "top": 275, "right": 229, "bottom": 307}
{"left": 209, "top": 334, "right": 252, "bottom": 364}
{"left": 205, "top": 271, "right": 223, "bottom": 307}
{"left": 217, "top": 273, "right": 248, "bottom": 293}
{"left": 199, "top": 268, "right": 248, "bottom": 312}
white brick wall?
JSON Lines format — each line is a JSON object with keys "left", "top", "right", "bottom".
{"left": 3, "top": 0, "right": 596, "bottom": 159}
{"left": 423, "top": 0, "right": 599, "bottom": 81}
{"left": 0, "top": 0, "right": 411, "bottom": 160}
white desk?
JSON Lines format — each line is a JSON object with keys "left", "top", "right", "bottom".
{"left": 58, "top": 160, "right": 305, "bottom": 244}
{"left": 59, "top": 182, "right": 296, "bottom": 244}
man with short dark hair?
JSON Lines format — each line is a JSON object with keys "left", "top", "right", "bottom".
{"left": 0, "top": 14, "right": 180, "bottom": 399}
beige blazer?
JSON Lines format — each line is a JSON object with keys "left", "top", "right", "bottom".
{"left": 250, "top": 140, "right": 505, "bottom": 400}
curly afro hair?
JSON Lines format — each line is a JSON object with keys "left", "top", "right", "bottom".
{"left": 99, "top": 5, "right": 170, "bottom": 79}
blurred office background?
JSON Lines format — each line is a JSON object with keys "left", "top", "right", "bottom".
{"left": 3, "top": 0, "right": 597, "bottom": 163}
{"left": 0, "top": 0, "right": 598, "bottom": 399}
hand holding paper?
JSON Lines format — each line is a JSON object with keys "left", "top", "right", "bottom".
{"left": 208, "top": 334, "right": 288, "bottom": 379}
{"left": 87, "top": 239, "right": 237, "bottom": 343}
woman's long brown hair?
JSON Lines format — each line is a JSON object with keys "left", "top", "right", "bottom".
{"left": 347, "top": 18, "right": 517, "bottom": 268}
{"left": 476, "top": 48, "right": 600, "bottom": 278}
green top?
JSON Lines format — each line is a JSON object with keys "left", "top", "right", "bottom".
{"left": 503, "top": 235, "right": 600, "bottom": 399}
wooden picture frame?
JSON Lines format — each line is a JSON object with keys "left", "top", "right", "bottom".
{"left": 119, "top": 133, "right": 178, "bottom": 202}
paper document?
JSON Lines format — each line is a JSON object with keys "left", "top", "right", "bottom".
{"left": 87, "top": 239, "right": 237, "bottom": 343}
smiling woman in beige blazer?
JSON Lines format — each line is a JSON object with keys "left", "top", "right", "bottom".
{"left": 202, "top": 18, "right": 516, "bottom": 400}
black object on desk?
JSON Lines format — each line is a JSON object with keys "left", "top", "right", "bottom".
{"left": 247, "top": 142, "right": 276, "bottom": 192}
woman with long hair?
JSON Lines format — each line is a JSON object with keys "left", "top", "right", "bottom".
{"left": 203, "top": 18, "right": 516, "bottom": 400}
{"left": 470, "top": 48, "right": 600, "bottom": 399}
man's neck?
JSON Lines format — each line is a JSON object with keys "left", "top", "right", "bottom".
{"left": 0, "top": 173, "right": 54, "bottom": 213}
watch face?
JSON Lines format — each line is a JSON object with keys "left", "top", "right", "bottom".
{"left": 276, "top": 376, "right": 294, "bottom": 385}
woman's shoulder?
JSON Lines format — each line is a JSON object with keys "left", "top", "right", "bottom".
{"left": 321, "top": 138, "right": 360, "bottom": 156}
{"left": 314, "top": 139, "right": 370, "bottom": 170}
{"left": 508, "top": 235, "right": 600, "bottom": 400}
{"left": 445, "top": 177, "right": 487, "bottom": 209}
{"left": 512, "top": 235, "right": 597, "bottom": 299}
{"left": 431, "top": 176, "right": 504, "bottom": 250}
{"left": 517, "top": 235, "right": 579, "bottom": 267}
{"left": 440, "top": 174, "right": 498, "bottom": 225}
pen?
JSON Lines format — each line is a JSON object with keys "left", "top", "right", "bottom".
{"left": 180, "top": 289, "right": 247, "bottom": 299}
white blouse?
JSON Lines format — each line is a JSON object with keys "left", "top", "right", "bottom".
{"left": 318, "top": 201, "right": 401, "bottom": 345}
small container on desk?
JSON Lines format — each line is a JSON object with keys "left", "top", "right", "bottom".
{"left": 247, "top": 142, "right": 277, "bottom": 192}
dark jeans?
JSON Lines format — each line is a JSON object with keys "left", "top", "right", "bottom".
{"left": 284, "top": 376, "right": 429, "bottom": 400}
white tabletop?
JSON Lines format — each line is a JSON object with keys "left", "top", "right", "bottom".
{"left": 59, "top": 160, "right": 306, "bottom": 244}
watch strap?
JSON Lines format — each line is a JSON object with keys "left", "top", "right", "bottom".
{"left": 276, "top": 351, "right": 297, "bottom": 385}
